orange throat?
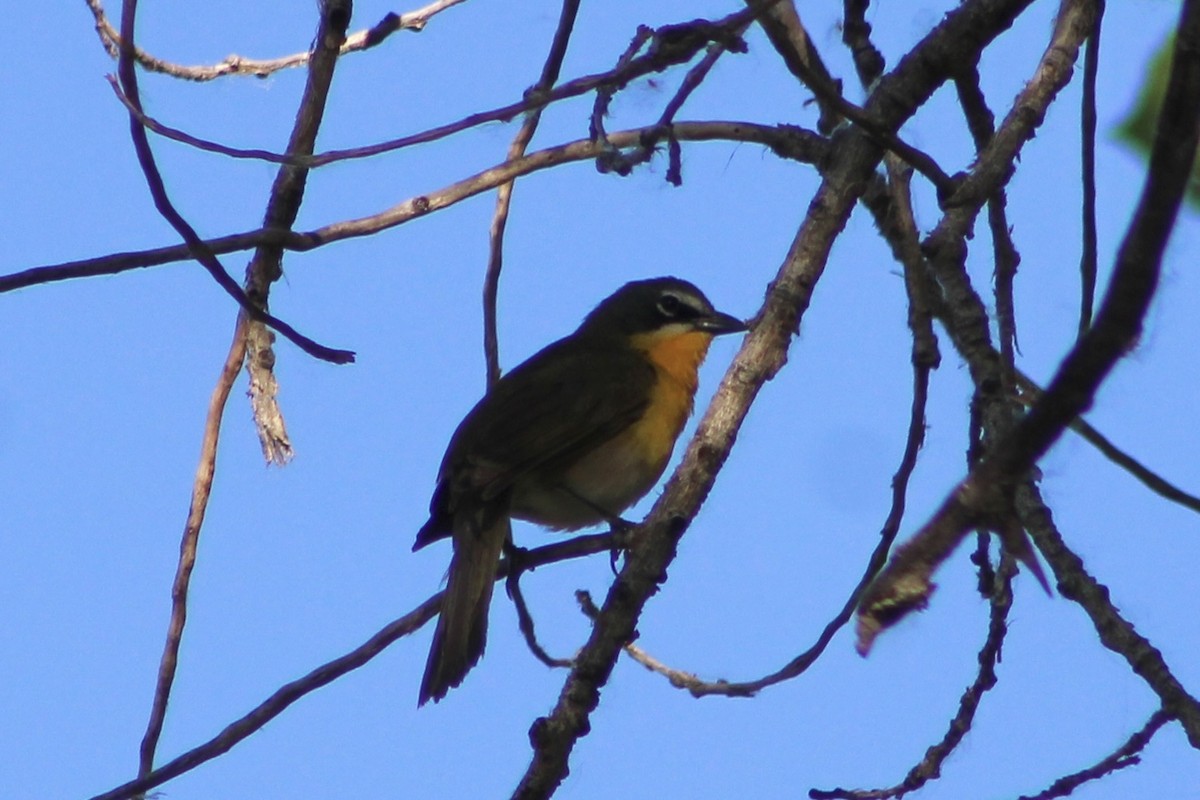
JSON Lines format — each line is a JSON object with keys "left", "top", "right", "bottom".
{"left": 635, "top": 330, "right": 713, "bottom": 396}
{"left": 628, "top": 330, "right": 714, "bottom": 465}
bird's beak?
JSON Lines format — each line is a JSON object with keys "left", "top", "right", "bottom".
{"left": 694, "top": 309, "right": 749, "bottom": 336}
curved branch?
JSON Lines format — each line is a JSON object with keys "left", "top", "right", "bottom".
{"left": 811, "top": 558, "right": 1016, "bottom": 800}
{"left": 513, "top": 1, "right": 1040, "bottom": 795}
{"left": 110, "top": 0, "right": 354, "bottom": 365}
{"left": 484, "top": 0, "right": 582, "bottom": 386}
{"left": 102, "top": 4, "right": 767, "bottom": 170}
{"left": 1018, "top": 710, "right": 1170, "bottom": 800}
{"left": 86, "top": 0, "right": 469, "bottom": 81}
{"left": 87, "top": 532, "right": 619, "bottom": 800}
{"left": 1017, "top": 482, "right": 1200, "bottom": 746}
{"left": 858, "top": 0, "right": 1200, "bottom": 656}
{"left": 2, "top": 121, "right": 829, "bottom": 293}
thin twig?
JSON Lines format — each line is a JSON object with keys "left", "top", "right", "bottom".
{"left": 104, "top": 5, "right": 766, "bottom": 172}
{"left": 86, "top": 0, "right": 469, "bottom": 81}
{"left": 1017, "top": 480, "right": 1200, "bottom": 745}
{"left": 589, "top": 27, "right": 654, "bottom": 153}
{"left": 593, "top": 20, "right": 750, "bottom": 181}
{"left": 955, "top": 65, "right": 1022, "bottom": 387}
{"left": 1079, "top": 0, "right": 1105, "bottom": 336}
{"left": 111, "top": 0, "right": 354, "bottom": 365}
{"left": 131, "top": 0, "right": 353, "bottom": 780}
{"left": 484, "top": 0, "right": 582, "bottom": 386}
{"left": 1014, "top": 371, "right": 1200, "bottom": 515}
{"left": 574, "top": 591, "right": 750, "bottom": 695}
{"left": 1017, "top": 710, "right": 1170, "bottom": 800}
{"left": 811, "top": 557, "right": 1016, "bottom": 800}
{"left": 507, "top": 568, "right": 575, "bottom": 669}
{"left": 4, "top": 121, "right": 829, "bottom": 293}
{"left": 137, "top": 317, "right": 249, "bottom": 779}
{"left": 87, "top": 531, "right": 620, "bottom": 800}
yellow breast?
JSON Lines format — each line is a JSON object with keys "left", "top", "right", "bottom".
{"left": 627, "top": 329, "right": 714, "bottom": 467}
{"left": 511, "top": 329, "right": 715, "bottom": 530}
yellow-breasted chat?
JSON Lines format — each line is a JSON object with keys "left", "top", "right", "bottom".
{"left": 413, "top": 276, "right": 747, "bottom": 705}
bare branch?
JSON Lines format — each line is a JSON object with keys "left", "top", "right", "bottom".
{"left": 103, "top": 4, "right": 770, "bottom": 172}
{"left": 842, "top": 0, "right": 886, "bottom": 87}
{"left": 811, "top": 557, "right": 1016, "bottom": 800}
{"left": 514, "top": 2, "right": 1041, "bottom": 795}
{"left": 240, "top": 0, "right": 355, "bottom": 462}
{"left": 131, "top": 0, "right": 355, "bottom": 781}
{"left": 954, "top": 65, "right": 1022, "bottom": 388}
{"left": 507, "top": 568, "right": 575, "bottom": 670}
{"left": 1015, "top": 372, "right": 1200, "bottom": 515}
{"left": 110, "top": 0, "right": 354, "bottom": 365}
{"left": 85, "top": 0, "right": 468, "bottom": 81}
{"left": 752, "top": 0, "right": 844, "bottom": 133}
{"left": 484, "top": 0, "right": 582, "bottom": 386}
{"left": 575, "top": 590, "right": 754, "bottom": 696}
{"left": 87, "top": 531, "right": 620, "bottom": 800}
{"left": 592, "top": 17, "right": 750, "bottom": 181}
{"left": 857, "top": 0, "right": 1108, "bottom": 648}
{"left": 1079, "top": 2, "right": 1105, "bottom": 336}
{"left": 1018, "top": 482, "right": 1200, "bottom": 746}
{"left": 1018, "top": 710, "right": 1171, "bottom": 800}
{"left": 752, "top": 0, "right": 956, "bottom": 195}
{"left": 137, "top": 318, "right": 249, "bottom": 779}
{"left": 3, "top": 121, "right": 829, "bottom": 293}
{"left": 858, "top": 0, "right": 1200, "bottom": 651}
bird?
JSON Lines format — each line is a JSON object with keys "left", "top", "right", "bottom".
{"left": 413, "top": 276, "right": 747, "bottom": 705}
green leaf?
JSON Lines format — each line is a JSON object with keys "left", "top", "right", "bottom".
{"left": 1115, "top": 32, "right": 1200, "bottom": 207}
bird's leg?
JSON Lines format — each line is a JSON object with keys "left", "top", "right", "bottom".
{"left": 556, "top": 486, "right": 635, "bottom": 575}
{"left": 502, "top": 532, "right": 532, "bottom": 600}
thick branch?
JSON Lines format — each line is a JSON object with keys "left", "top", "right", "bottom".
{"left": 857, "top": 0, "right": 1200, "bottom": 650}
{"left": 240, "top": 0, "right": 354, "bottom": 463}
{"left": 513, "top": 1, "right": 1037, "bottom": 795}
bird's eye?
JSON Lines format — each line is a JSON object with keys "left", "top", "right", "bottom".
{"left": 656, "top": 294, "right": 683, "bottom": 317}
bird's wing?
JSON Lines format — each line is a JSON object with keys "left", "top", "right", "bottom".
{"left": 413, "top": 338, "right": 654, "bottom": 550}
{"left": 449, "top": 338, "right": 655, "bottom": 501}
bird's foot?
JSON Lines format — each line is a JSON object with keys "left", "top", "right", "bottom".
{"left": 607, "top": 517, "right": 635, "bottom": 575}
{"left": 503, "top": 541, "right": 533, "bottom": 599}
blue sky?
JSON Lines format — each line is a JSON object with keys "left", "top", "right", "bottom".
{"left": 4, "top": 1, "right": 1199, "bottom": 798}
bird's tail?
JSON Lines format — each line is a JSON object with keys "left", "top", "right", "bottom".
{"left": 418, "top": 512, "right": 509, "bottom": 705}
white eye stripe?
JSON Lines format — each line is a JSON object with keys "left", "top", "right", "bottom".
{"left": 656, "top": 291, "right": 706, "bottom": 318}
